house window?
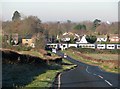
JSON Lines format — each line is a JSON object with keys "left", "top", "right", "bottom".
{"left": 26, "top": 39, "right": 29, "bottom": 42}
{"left": 25, "top": 43, "right": 28, "bottom": 46}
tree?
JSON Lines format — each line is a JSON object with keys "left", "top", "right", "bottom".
{"left": 92, "top": 19, "right": 101, "bottom": 31}
{"left": 96, "top": 23, "right": 109, "bottom": 35}
{"left": 12, "top": 11, "right": 21, "bottom": 21}
{"left": 74, "top": 24, "right": 86, "bottom": 30}
{"left": 66, "top": 20, "right": 72, "bottom": 32}
{"left": 85, "top": 35, "right": 97, "bottom": 44}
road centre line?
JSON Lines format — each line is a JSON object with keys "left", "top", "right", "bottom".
{"left": 105, "top": 80, "right": 113, "bottom": 86}
{"left": 98, "top": 75, "right": 103, "bottom": 79}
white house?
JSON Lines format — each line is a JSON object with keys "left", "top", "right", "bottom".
{"left": 76, "top": 35, "right": 88, "bottom": 44}
{"left": 97, "top": 37, "right": 107, "bottom": 42}
{"left": 61, "top": 37, "right": 70, "bottom": 42}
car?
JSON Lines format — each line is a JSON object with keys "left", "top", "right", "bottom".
{"left": 52, "top": 49, "right": 56, "bottom": 53}
{"left": 64, "top": 53, "right": 67, "bottom": 58}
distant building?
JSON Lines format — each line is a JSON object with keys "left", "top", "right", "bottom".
{"left": 97, "top": 35, "right": 107, "bottom": 43}
{"left": 76, "top": 35, "right": 88, "bottom": 44}
{"left": 12, "top": 33, "right": 19, "bottom": 45}
{"left": 109, "top": 34, "right": 119, "bottom": 43}
{"left": 22, "top": 34, "right": 35, "bottom": 48}
{"left": 97, "top": 38, "right": 107, "bottom": 42}
{"left": 61, "top": 32, "right": 80, "bottom": 43}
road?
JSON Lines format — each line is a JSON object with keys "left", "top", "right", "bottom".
{"left": 52, "top": 51, "right": 120, "bottom": 89}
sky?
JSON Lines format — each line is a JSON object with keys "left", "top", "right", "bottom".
{"left": 1, "top": 0, "right": 119, "bottom": 22}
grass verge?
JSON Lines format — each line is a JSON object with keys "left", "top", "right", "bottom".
{"left": 24, "top": 52, "right": 76, "bottom": 88}
{"left": 25, "top": 60, "right": 76, "bottom": 88}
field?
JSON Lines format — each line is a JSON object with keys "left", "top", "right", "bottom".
{"left": 62, "top": 49, "right": 119, "bottom": 73}
{"left": 84, "top": 54, "right": 118, "bottom": 60}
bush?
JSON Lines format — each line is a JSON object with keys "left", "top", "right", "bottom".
{"left": 22, "top": 46, "right": 32, "bottom": 51}
{"left": 86, "top": 35, "right": 97, "bottom": 44}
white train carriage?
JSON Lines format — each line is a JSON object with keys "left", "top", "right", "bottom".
{"left": 58, "top": 44, "right": 68, "bottom": 50}
{"left": 79, "top": 44, "right": 95, "bottom": 49}
{"left": 106, "top": 44, "right": 115, "bottom": 49}
{"left": 97, "top": 44, "right": 106, "bottom": 49}
{"left": 46, "top": 43, "right": 58, "bottom": 49}
{"left": 117, "top": 44, "right": 120, "bottom": 49}
{"left": 62, "top": 44, "right": 68, "bottom": 50}
{"left": 68, "top": 44, "right": 77, "bottom": 48}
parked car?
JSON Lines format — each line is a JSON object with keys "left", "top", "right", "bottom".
{"left": 64, "top": 53, "right": 67, "bottom": 58}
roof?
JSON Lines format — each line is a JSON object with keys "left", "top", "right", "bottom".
{"left": 97, "top": 35, "right": 107, "bottom": 38}
{"left": 23, "top": 34, "right": 33, "bottom": 39}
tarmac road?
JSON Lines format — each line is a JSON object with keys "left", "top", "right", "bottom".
{"left": 52, "top": 51, "right": 120, "bottom": 89}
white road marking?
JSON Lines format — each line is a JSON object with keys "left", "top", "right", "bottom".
{"left": 98, "top": 67, "right": 103, "bottom": 71}
{"left": 105, "top": 80, "right": 113, "bottom": 86}
{"left": 86, "top": 66, "right": 113, "bottom": 87}
{"left": 93, "top": 74, "right": 97, "bottom": 76}
{"left": 86, "top": 66, "right": 90, "bottom": 74}
{"left": 58, "top": 73, "right": 61, "bottom": 89}
{"left": 98, "top": 75, "right": 103, "bottom": 79}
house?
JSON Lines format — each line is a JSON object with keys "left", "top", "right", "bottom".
{"left": 22, "top": 34, "right": 35, "bottom": 48}
{"left": 12, "top": 33, "right": 19, "bottom": 45}
{"left": 61, "top": 32, "right": 80, "bottom": 43}
{"left": 76, "top": 35, "right": 88, "bottom": 44}
{"left": 97, "top": 35, "right": 107, "bottom": 43}
{"left": 3, "top": 33, "right": 19, "bottom": 45}
{"left": 109, "top": 34, "right": 119, "bottom": 43}
{"left": 97, "top": 38, "right": 107, "bottom": 42}
{"left": 61, "top": 37, "right": 70, "bottom": 42}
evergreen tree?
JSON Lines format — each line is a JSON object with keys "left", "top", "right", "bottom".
{"left": 12, "top": 11, "right": 21, "bottom": 21}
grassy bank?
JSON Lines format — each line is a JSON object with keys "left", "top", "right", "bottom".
{"left": 20, "top": 51, "right": 44, "bottom": 58}
{"left": 25, "top": 58, "right": 76, "bottom": 88}
{"left": 2, "top": 49, "right": 76, "bottom": 88}
{"left": 62, "top": 49, "right": 119, "bottom": 73}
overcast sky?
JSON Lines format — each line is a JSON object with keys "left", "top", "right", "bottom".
{"left": 1, "top": 0, "right": 119, "bottom": 22}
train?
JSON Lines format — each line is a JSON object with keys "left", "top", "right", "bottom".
{"left": 46, "top": 43, "right": 120, "bottom": 50}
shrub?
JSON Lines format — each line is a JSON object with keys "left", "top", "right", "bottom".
{"left": 86, "top": 35, "right": 97, "bottom": 44}
{"left": 22, "top": 46, "right": 32, "bottom": 51}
